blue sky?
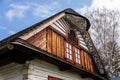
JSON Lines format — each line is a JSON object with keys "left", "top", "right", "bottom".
{"left": 0, "top": 0, "right": 120, "bottom": 40}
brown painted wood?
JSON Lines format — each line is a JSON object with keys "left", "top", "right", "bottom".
{"left": 26, "top": 27, "right": 95, "bottom": 74}
{"left": 52, "top": 31, "right": 57, "bottom": 55}
{"left": 61, "top": 38, "right": 65, "bottom": 58}
{"left": 47, "top": 28, "right": 52, "bottom": 53}
{"left": 27, "top": 29, "right": 47, "bottom": 51}
{"left": 47, "top": 28, "right": 65, "bottom": 58}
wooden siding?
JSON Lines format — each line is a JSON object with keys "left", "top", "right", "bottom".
{"left": 20, "top": 13, "right": 65, "bottom": 40}
{"left": 0, "top": 63, "right": 23, "bottom": 80}
{"left": 47, "top": 28, "right": 65, "bottom": 58}
{"left": 27, "top": 59, "right": 93, "bottom": 80}
{"left": 27, "top": 29, "right": 47, "bottom": 51}
{"left": 81, "top": 50, "right": 94, "bottom": 72}
{"left": 27, "top": 27, "right": 95, "bottom": 73}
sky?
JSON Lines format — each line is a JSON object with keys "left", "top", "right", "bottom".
{"left": 0, "top": 0, "right": 120, "bottom": 40}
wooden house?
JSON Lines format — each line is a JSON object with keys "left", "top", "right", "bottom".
{"left": 0, "top": 8, "right": 108, "bottom": 80}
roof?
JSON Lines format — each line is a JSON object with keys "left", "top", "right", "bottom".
{"left": 0, "top": 8, "right": 108, "bottom": 80}
{"left": 0, "top": 8, "right": 90, "bottom": 47}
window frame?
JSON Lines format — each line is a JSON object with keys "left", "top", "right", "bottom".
{"left": 74, "top": 47, "right": 81, "bottom": 64}
{"left": 66, "top": 42, "right": 73, "bottom": 61}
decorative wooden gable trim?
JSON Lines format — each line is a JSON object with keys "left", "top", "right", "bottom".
{"left": 19, "top": 13, "right": 65, "bottom": 40}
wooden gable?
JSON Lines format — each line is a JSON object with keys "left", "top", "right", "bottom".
{"left": 0, "top": 8, "right": 108, "bottom": 80}
{"left": 17, "top": 10, "right": 101, "bottom": 74}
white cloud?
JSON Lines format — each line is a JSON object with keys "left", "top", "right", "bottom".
{"left": 8, "top": 30, "right": 15, "bottom": 35}
{"left": 5, "top": 2, "right": 60, "bottom": 20}
{"left": 90, "top": 0, "right": 120, "bottom": 10}
{"left": 31, "top": 2, "right": 60, "bottom": 18}
{"left": 6, "top": 3, "right": 29, "bottom": 21}
{"left": 78, "top": 0, "right": 120, "bottom": 14}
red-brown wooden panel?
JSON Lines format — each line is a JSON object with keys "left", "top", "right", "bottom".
{"left": 52, "top": 31, "right": 57, "bottom": 55}
{"left": 86, "top": 53, "right": 89, "bottom": 70}
{"left": 47, "top": 28, "right": 65, "bottom": 59}
{"left": 27, "top": 29, "right": 47, "bottom": 50}
{"left": 61, "top": 37, "right": 65, "bottom": 58}
{"left": 87, "top": 55, "right": 91, "bottom": 71}
{"left": 80, "top": 50, "right": 84, "bottom": 67}
{"left": 91, "top": 58, "right": 94, "bottom": 72}
{"left": 84, "top": 52, "right": 87, "bottom": 69}
{"left": 47, "top": 28, "right": 52, "bottom": 53}
{"left": 72, "top": 46, "right": 76, "bottom": 63}
{"left": 56, "top": 34, "right": 61, "bottom": 57}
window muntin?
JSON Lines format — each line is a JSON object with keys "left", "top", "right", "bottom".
{"left": 75, "top": 48, "right": 81, "bottom": 64}
{"left": 66, "top": 43, "right": 72, "bottom": 60}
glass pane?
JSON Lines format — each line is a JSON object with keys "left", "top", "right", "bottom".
{"left": 70, "top": 50, "right": 72, "bottom": 54}
{"left": 70, "top": 55, "right": 72, "bottom": 59}
{"left": 66, "top": 48, "right": 69, "bottom": 53}
{"left": 75, "top": 48, "right": 77, "bottom": 52}
{"left": 66, "top": 43, "right": 69, "bottom": 47}
{"left": 67, "top": 53, "right": 69, "bottom": 58}
{"left": 76, "top": 53, "right": 77, "bottom": 57}
{"left": 69, "top": 45, "right": 72, "bottom": 49}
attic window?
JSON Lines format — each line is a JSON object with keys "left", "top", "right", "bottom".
{"left": 68, "top": 30, "right": 78, "bottom": 45}
{"left": 66, "top": 42, "right": 73, "bottom": 60}
{"left": 75, "top": 48, "right": 81, "bottom": 64}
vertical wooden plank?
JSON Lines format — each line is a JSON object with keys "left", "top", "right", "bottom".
{"left": 80, "top": 50, "right": 82, "bottom": 65}
{"left": 87, "top": 55, "right": 91, "bottom": 71}
{"left": 47, "top": 29, "right": 52, "bottom": 53}
{"left": 83, "top": 51, "right": 86, "bottom": 68}
{"left": 85, "top": 52, "right": 88, "bottom": 70}
{"left": 61, "top": 38, "right": 65, "bottom": 58}
{"left": 80, "top": 50, "right": 83, "bottom": 67}
{"left": 56, "top": 34, "right": 58, "bottom": 56}
{"left": 59, "top": 36, "right": 62, "bottom": 58}
{"left": 86, "top": 54, "right": 89, "bottom": 70}
{"left": 81, "top": 50, "right": 84, "bottom": 68}
{"left": 52, "top": 31, "right": 56, "bottom": 55}
{"left": 56, "top": 34, "right": 60, "bottom": 57}
{"left": 89, "top": 57, "right": 93, "bottom": 72}
{"left": 60, "top": 37, "right": 62, "bottom": 57}
{"left": 72, "top": 46, "right": 75, "bottom": 63}
{"left": 58, "top": 35, "right": 61, "bottom": 57}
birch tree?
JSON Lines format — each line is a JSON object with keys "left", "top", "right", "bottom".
{"left": 85, "top": 8, "right": 120, "bottom": 77}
